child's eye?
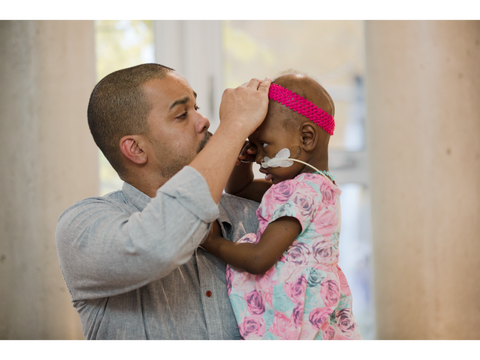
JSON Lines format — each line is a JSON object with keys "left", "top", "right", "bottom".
{"left": 262, "top": 143, "right": 268, "bottom": 148}
{"left": 195, "top": 105, "right": 200, "bottom": 111}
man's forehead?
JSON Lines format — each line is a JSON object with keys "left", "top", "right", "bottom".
{"left": 142, "top": 75, "right": 196, "bottom": 108}
{"left": 168, "top": 91, "right": 197, "bottom": 111}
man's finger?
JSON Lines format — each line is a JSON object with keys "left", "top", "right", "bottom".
{"left": 246, "top": 78, "right": 262, "bottom": 89}
{"left": 257, "top": 77, "right": 272, "bottom": 93}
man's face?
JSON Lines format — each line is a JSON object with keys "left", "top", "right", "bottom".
{"left": 143, "top": 72, "right": 211, "bottom": 179}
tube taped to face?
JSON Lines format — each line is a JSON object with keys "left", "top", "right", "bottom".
{"left": 261, "top": 146, "right": 330, "bottom": 182}
{"left": 261, "top": 148, "right": 293, "bottom": 168}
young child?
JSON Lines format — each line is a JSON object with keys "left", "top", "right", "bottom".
{"left": 201, "top": 73, "right": 361, "bottom": 340}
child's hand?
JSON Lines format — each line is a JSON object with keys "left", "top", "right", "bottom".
{"left": 202, "top": 220, "right": 223, "bottom": 251}
{"left": 235, "top": 141, "right": 257, "bottom": 166}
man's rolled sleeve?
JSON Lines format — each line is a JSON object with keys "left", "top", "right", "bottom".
{"left": 158, "top": 166, "right": 219, "bottom": 223}
{"left": 56, "top": 166, "right": 220, "bottom": 301}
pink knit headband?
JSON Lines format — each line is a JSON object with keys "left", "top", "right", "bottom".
{"left": 268, "top": 83, "right": 335, "bottom": 135}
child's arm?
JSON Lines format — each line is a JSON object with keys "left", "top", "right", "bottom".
{"left": 225, "top": 141, "right": 272, "bottom": 203}
{"left": 202, "top": 218, "right": 301, "bottom": 275}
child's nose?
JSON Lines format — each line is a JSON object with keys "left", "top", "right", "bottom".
{"left": 255, "top": 152, "right": 264, "bottom": 165}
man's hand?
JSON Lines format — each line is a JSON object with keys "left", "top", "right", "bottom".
{"left": 189, "top": 77, "right": 270, "bottom": 204}
{"left": 219, "top": 78, "right": 271, "bottom": 138}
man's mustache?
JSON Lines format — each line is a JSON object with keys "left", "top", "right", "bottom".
{"left": 197, "top": 131, "right": 213, "bottom": 153}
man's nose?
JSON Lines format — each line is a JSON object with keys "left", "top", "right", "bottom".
{"left": 195, "top": 113, "right": 210, "bottom": 133}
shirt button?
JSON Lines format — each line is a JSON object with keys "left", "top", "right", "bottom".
{"left": 206, "top": 290, "right": 212, "bottom": 297}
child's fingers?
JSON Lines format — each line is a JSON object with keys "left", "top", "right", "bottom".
{"left": 239, "top": 142, "right": 251, "bottom": 156}
{"left": 237, "top": 141, "right": 258, "bottom": 163}
{"left": 244, "top": 141, "right": 257, "bottom": 151}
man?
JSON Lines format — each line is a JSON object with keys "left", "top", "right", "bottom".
{"left": 55, "top": 63, "right": 271, "bottom": 339}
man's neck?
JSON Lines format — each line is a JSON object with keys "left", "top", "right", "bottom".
{"left": 122, "top": 170, "right": 169, "bottom": 198}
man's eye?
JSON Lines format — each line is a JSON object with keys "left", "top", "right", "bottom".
{"left": 178, "top": 105, "right": 199, "bottom": 119}
{"left": 262, "top": 143, "right": 268, "bottom": 148}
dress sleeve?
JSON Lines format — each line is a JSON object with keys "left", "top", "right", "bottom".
{"left": 260, "top": 179, "right": 319, "bottom": 233}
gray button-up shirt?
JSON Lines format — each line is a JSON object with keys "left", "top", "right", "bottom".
{"left": 55, "top": 166, "right": 259, "bottom": 339}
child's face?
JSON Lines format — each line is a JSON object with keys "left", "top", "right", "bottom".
{"left": 248, "top": 106, "right": 304, "bottom": 184}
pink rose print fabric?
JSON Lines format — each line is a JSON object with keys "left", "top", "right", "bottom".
{"left": 227, "top": 173, "right": 361, "bottom": 340}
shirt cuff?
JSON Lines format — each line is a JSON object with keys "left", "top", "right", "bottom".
{"left": 158, "top": 166, "right": 219, "bottom": 223}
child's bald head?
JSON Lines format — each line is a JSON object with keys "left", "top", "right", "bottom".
{"left": 261, "top": 72, "right": 334, "bottom": 160}
{"left": 273, "top": 72, "right": 335, "bottom": 116}
{"left": 266, "top": 73, "right": 335, "bottom": 139}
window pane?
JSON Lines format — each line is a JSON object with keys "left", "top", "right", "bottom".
{"left": 94, "top": 20, "right": 154, "bottom": 196}
{"left": 338, "top": 183, "right": 375, "bottom": 339}
{"left": 222, "top": 20, "right": 365, "bottom": 151}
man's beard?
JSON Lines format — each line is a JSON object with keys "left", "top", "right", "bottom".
{"left": 153, "top": 131, "right": 213, "bottom": 180}
{"left": 197, "top": 131, "right": 212, "bottom": 153}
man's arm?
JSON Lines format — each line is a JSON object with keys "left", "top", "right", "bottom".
{"left": 56, "top": 167, "right": 217, "bottom": 301}
{"left": 189, "top": 78, "right": 271, "bottom": 204}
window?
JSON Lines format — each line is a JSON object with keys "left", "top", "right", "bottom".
{"left": 94, "top": 20, "right": 155, "bottom": 195}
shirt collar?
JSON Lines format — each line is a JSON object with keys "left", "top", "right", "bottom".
{"left": 122, "top": 182, "right": 152, "bottom": 211}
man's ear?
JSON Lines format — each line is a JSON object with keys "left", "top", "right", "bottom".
{"left": 300, "top": 123, "right": 318, "bottom": 152}
{"left": 119, "top": 135, "right": 148, "bottom": 165}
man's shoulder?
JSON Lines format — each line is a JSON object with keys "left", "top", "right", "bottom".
{"left": 56, "top": 190, "right": 131, "bottom": 236}
{"left": 60, "top": 190, "right": 128, "bottom": 217}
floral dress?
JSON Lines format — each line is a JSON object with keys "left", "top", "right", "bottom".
{"left": 227, "top": 173, "right": 361, "bottom": 340}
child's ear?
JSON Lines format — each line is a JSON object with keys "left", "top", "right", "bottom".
{"left": 300, "top": 123, "right": 318, "bottom": 152}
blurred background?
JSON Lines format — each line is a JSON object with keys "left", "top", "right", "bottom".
{"left": 1, "top": 20, "right": 479, "bottom": 340}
